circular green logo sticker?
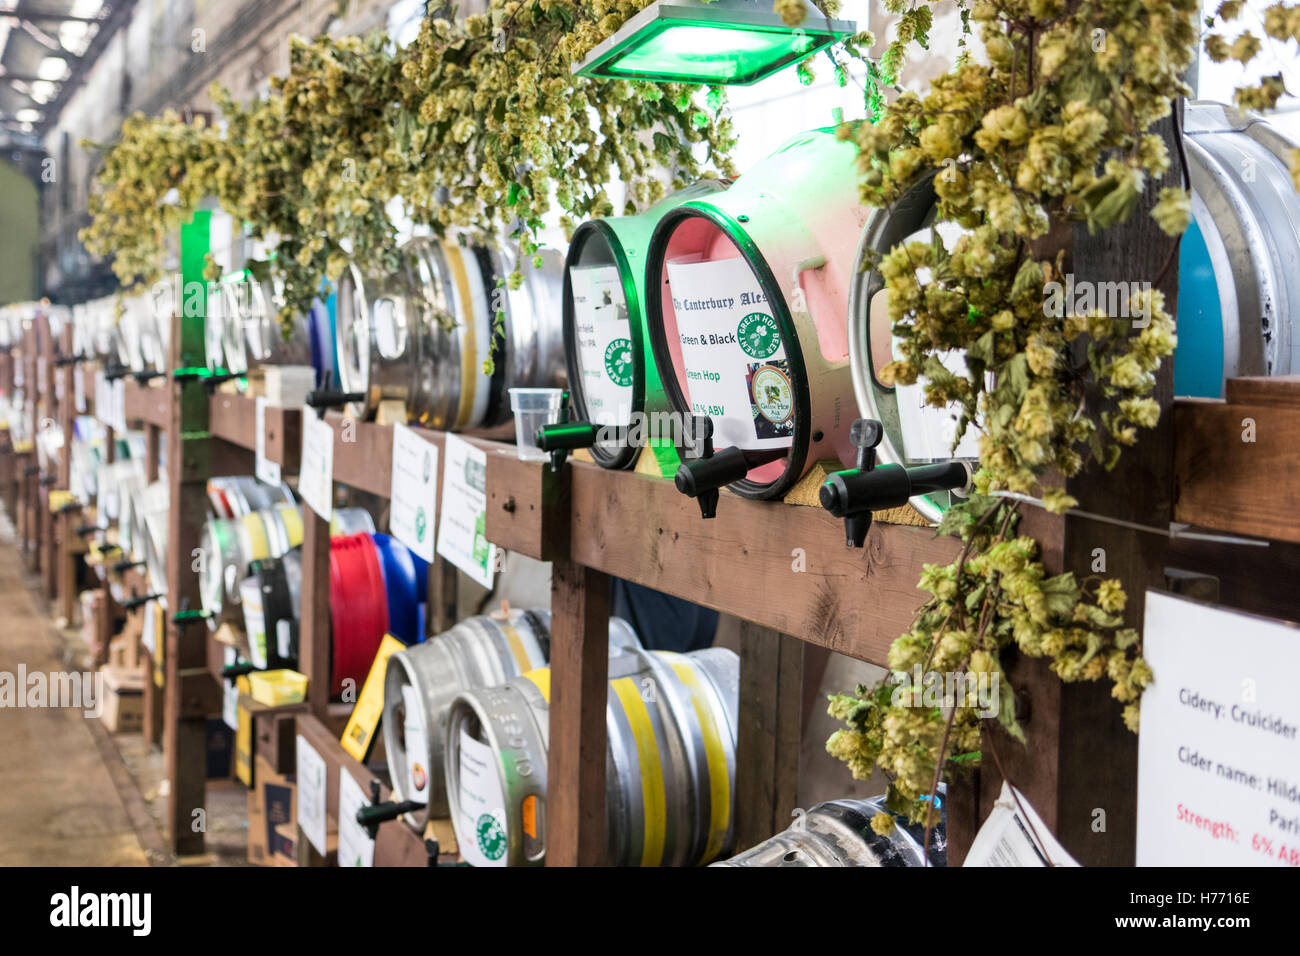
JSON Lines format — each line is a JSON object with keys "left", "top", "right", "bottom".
{"left": 738, "top": 313, "right": 780, "bottom": 359}
{"left": 751, "top": 364, "right": 794, "bottom": 425}
{"left": 604, "top": 337, "right": 634, "bottom": 387}
{"left": 476, "top": 812, "right": 507, "bottom": 861}
{"left": 414, "top": 506, "right": 427, "bottom": 543}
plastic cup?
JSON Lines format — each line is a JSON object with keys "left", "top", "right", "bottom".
{"left": 509, "top": 387, "right": 564, "bottom": 461}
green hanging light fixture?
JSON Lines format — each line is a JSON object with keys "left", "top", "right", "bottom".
{"left": 573, "top": 0, "right": 856, "bottom": 86}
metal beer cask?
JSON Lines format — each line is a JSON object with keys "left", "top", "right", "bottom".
{"left": 713, "top": 795, "right": 945, "bottom": 867}
{"left": 559, "top": 182, "right": 725, "bottom": 473}
{"left": 847, "top": 101, "right": 1300, "bottom": 521}
{"left": 444, "top": 645, "right": 738, "bottom": 866}
{"left": 382, "top": 610, "right": 641, "bottom": 828}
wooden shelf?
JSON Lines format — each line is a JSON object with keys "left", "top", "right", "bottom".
{"left": 208, "top": 392, "right": 302, "bottom": 472}
{"left": 1173, "top": 380, "right": 1300, "bottom": 544}
{"left": 293, "top": 711, "right": 449, "bottom": 867}
{"left": 485, "top": 449, "right": 957, "bottom": 666}
{"left": 123, "top": 378, "right": 169, "bottom": 429}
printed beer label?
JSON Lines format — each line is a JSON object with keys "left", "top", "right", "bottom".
{"left": 664, "top": 256, "right": 793, "bottom": 452}
{"left": 570, "top": 264, "right": 634, "bottom": 438}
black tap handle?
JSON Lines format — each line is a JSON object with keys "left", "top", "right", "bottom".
{"left": 55, "top": 354, "right": 87, "bottom": 368}
{"left": 536, "top": 421, "right": 599, "bottom": 453}
{"left": 103, "top": 363, "right": 131, "bottom": 382}
{"left": 112, "top": 558, "right": 146, "bottom": 574}
{"left": 222, "top": 662, "right": 257, "bottom": 680}
{"left": 133, "top": 369, "right": 166, "bottom": 385}
{"left": 75, "top": 523, "right": 101, "bottom": 537}
{"left": 675, "top": 445, "right": 788, "bottom": 520}
{"left": 122, "top": 592, "right": 164, "bottom": 611}
{"left": 425, "top": 838, "right": 441, "bottom": 867}
{"left": 56, "top": 500, "right": 82, "bottom": 514}
{"left": 850, "top": 418, "right": 883, "bottom": 471}
{"left": 39, "top": 474, "right": 57, "bottom": 487}
{"left": 356, "top": 796, "right": 427, "bottom": 840}
{"left": 305, "top": 389, "right": 365, "bottom": 410}
{"left": 203, "top": 371, "right": 245, "bottom": 392}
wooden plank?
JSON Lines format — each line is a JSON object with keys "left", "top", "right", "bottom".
{"left": 484, "top": 446, "right": 571, "bottom": 562}
{"left": 162, "top": 216, "right": 219, "bottom": 858}
{"left": 733, "top": 620, "right": 802, "bottom": 852}
{"left": 1173, "top": 398, "right": 1300, "bottom": 544}
{"left": 293, "top": 712, "right": 432, "bottom": 866}
{"left": 299, "top": 506, "right": 332, "bottom": 721}
{"left": 567, "top": 460, "right": 957, "bottom": 666}
{"left": 208, "top": 392, "right": 256, "bottom": 448}
{"left": 546, "top": 559, "right": 611, "bottom": 866}
{"left": 264, "top": 404, "right": 301, "bottom": 473}
{"left": 1224, "top": 375, "right": 1300, "bottom": 408}
{"left": 427, "top": 558, "right": 458, "bottom": 636}
{"left": 124, "top": 379, "right": 169, "bottom": 429}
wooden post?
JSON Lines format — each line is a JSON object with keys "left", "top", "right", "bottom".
{"left": 298, "top": 504, "right": 332, "bottom": 722}
{"left": 949, "top": 108, "right": 1182, "bottom": 866}
{"left": 163, "top": 210, "right": 221, "bottom": 857}
{"left": 139, "top": 419, "right": 164, "bottom": 745}
{"left": 40, "top": 313, "right": 57, "bottom": 600}
{"left": 426, "top": 558, "right": 458, "bottom": 635}
{"left": 546, "top": 558, "right": 610, "bottom": 866}
{"left": 734, "top": 620, "right": 803, "bottom": 851}
{"left": 56, "top": 325, "right": 77, "bottom": 624}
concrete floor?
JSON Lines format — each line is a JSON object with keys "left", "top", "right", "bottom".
{"left": 0, "top": 509, "right": 247, "bottom": 866}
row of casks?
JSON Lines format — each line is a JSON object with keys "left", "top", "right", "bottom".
{"left": 555, "top": 102, "right": 1300, "bottom": 521}
{"left": 62, "top": 102, "right": 1300, "bottom": 523}
{"left": 381, "top": 611, "right": 742, "bottom": 866}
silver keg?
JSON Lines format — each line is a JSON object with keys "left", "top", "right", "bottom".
{"left": 383, "top": 610, "right": 640, "bottom": 829}
{"left": 712, "top": 794, "right": 945, "bottom": 867}
{"left": 847, "top": 101, "right": 1300, "bottom": 522}
{"left": 444, "top": 645, "right": 739, "bottom": 867}
{"left": 335, "top": 237, "right": 565, "bottom": 428}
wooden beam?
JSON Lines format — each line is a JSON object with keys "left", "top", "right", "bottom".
{"left": 487, "top": 455, "right": 959, "bottom": 667}
{"left": 546, "top": 559, "right": 610, "bottom": 866}
{"left": 733, "top": 621, "right": 802, "bottom": 852}
{"left": 1173, "top": 390, "right": 1300, "bottom": 544}
{"left": 298, "top": 506, "right": 332, "bottom": 721}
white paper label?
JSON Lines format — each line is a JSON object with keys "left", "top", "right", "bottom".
{"left": 74, "top": 367, "right": 86, "bottom": 414}
{"left": 893, "top": 346, "right": 983, "bottom": 461}
{"left": 112, "top": 379, "right": 127, "bottom": 433}
{"left": 337, "top": 770, "right": 375, "bottom": 867}
{"left": 436, "top": 434, "right": 495, "bottom": 590}
{"left": 240, "top": 577, "right": 267, "bottom": 671}
{"left": 664, "top": 256, "right": 792, "bottom": 452}
{"left": 254, "top": 396, "right": 281, "bottom": 486}
{"left": 141, "top": 599, "right": 157, "bottom": 657}
{"left": 964, "top": 781, "right": 1081, "bottom": 867}
{"left": 94, "top": 371, "right": 110, "bottom": 427}
{"left": 295, "top": 734, "right": 328, "bottom": 856}
{"left": 276, "top": 618, "right": 292, "bottom": 663}
{"left": 570, "top": 264, "right": 633, "bottom": 434}
{"left": 222, "top": 646, "right": 239, "bottom": 731}
{"left": 298, "top": 408, "right": 334, "bottom": 521}
{"left": 401, "top": 683, "right": 430, "bottom": 802}
{"left": 389, "top": 423, "right": 438, "bottom": 563}
{"left": 1136, "top": 591, "right": 1300, "bottom": 866}
{"left": 457, "top": 727, "right": 508, "bottom": 867}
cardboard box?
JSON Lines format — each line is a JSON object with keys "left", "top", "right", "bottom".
{"left": 99, "top": 664, "right": 144, "bottom": 733}
{"left": 247, "top": 669, "right": 308, "bottom": 706}
{"left": 248, "top": 753, "right": 296, "bottom": 867}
